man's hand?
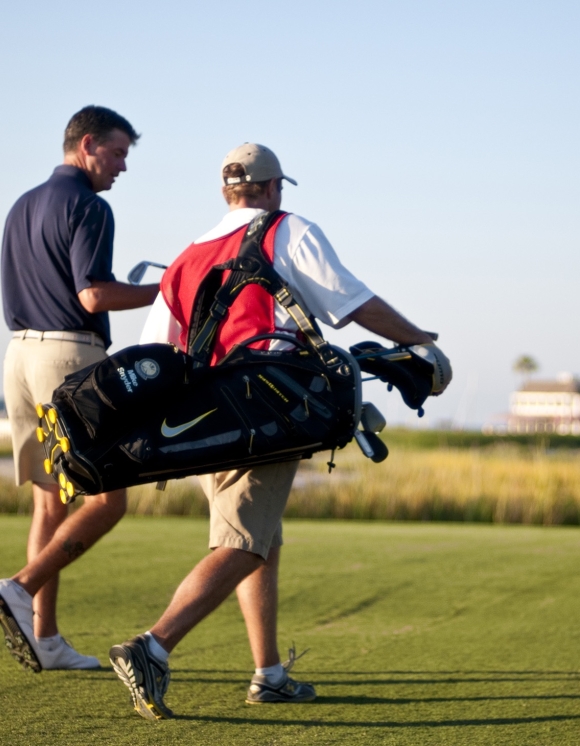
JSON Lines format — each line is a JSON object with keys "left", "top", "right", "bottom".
{"left": 350, "top": 296, "right": 452, "bottom": 395}
{"left": 78, "top": 281, "right": 159, "bottom": 313}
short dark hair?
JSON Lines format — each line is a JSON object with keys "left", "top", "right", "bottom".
{"left": 222, "top": 163, "right": 274, "bottom": 204}
{"left": 63, "top": 106, "right": 140, "bottom": 152}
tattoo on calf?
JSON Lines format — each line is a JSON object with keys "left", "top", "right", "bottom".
{"left": 62, "top": 538, "right": 85, "bottom": 559}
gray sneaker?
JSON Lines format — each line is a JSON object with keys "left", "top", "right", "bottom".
{"left": 246, "top": 671, "right": 316, "bottom": 704}
{"left": 109, "top": 635, "right": 173, "bottom": 721}
{"left": 246, "top": 644, "right": 316, "bottom": 704}
{"left": 0, "top": 578, "right": 41, "bottom": 673}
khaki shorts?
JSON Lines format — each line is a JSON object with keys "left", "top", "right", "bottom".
{"left": 198, "top": 460, "right": 299, "bottom": 560}
{"left": 4, "top": 337, "right": 107, "bottom": 485}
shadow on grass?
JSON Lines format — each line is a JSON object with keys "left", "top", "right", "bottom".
{"left": 57, "top": 667, "right": 580, "bottom": 731}
{"left": 168, "top": 669, "right": 580, "bottom": 686}
{"left": 310, "top": 676, "right": 580, "bottom": 685}
{"left": 56, "top": 667, "right": 116, "bottom": 677}
{"left": 171, "top": 713, "right": 580, "bottom": 728}
{"left": 312, "top": 670, "right": 580, "bottom": 676}
{"left": 170, "top": 668, "right": 579, "bottom": 676}
{"left": 315, "top": 694, "right": 580, "bottom": 705}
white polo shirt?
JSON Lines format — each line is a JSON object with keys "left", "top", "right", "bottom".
{"left": 141, "top": 208, "right": 373, "bottom": 348}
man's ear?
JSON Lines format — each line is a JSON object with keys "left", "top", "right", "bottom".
{"left": 79, "top": 133, "right": 96, "bottom": 156}
{"left": 265, "top": 178, "right": 277, "bottom": 198}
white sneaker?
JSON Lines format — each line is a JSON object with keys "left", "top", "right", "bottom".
{"left": 0, "top": 578, "right": 41, "bottom": 672}
{"left": 37, "top": 635, "right": 100, "bottom": 670}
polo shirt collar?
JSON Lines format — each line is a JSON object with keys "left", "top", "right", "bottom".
{"left": 51, "top": 165, "right": 93, "bottom": 190}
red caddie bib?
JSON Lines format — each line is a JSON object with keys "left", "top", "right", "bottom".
{"left": 161, "top": 212, "right": 288, "bottom": 365}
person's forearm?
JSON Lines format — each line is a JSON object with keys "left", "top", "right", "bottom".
{"left": 349, "top": 296, "right": 433, "bottom": 345}
{"left": 78, "top": 281, "right": 160, "bottom": 313}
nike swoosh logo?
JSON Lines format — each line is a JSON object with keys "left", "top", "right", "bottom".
{"left": 161, "top": 408, "right": 217, "bottom": 438}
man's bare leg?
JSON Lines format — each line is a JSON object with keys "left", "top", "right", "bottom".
{"left": 235, "top": 546, "right": 280, "bottom": 669}
{"left": 0, "top": 488, "right": 126, "bottom": 671}
{"left": 110, "top": 548, "right": 316, "bottom": 715}
{"left": 13, "top": 489, "right": 127, "bottom": 597}
{"left": 28, "top": 483, "right": 68, "bottom": 638}
{"left": 150, "top": 547, "right": 263, "bottom": 652}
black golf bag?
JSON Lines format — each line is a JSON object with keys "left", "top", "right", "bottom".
{"left": 39, "top": 211, "right": 441, "bottom": 503}
{"left": 38, "top": 211, "right": 365, "bottom": 502}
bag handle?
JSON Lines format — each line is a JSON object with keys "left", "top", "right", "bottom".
{"left": 231, "top": 332, "right": 311, "bottom": 353}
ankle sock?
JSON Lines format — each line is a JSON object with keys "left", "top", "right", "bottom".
{"left": 256, "top": 662, "right": 285, "bottom": 685}
{"left": 36, "top": 634, "right": 61, "bottom": 648}
{"left": 144, "top": 631, "right": 169, "bottom": 663}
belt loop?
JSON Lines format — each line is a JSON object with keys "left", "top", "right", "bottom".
{"left": 39, "top": 331, "right": 44, "bottom": 341}
{"left": 21, "top": 329, "right": 28, "bottom": 340}
{"left": 90, "top": 332, "right": 95, "bottom": 346}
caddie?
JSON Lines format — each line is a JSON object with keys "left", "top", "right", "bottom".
{"left": 0, "top": 106, "right": 159, "bottom": 672}
{"left": 109, "top": 143, "right": 452, "bottom": 720}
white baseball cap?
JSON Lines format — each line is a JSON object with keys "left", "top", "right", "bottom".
{"left": 221, "top": 143, "right": 297, "bottom": 186}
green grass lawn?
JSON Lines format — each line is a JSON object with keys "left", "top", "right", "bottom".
{"left": 1, "top": 517, "right": 580, "bottom": 745}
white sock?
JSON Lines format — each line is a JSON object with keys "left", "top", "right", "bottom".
{"left": 256, "top": 662, "right": 285, "bottom": 685}
{"left": 36, "top": 634, "right": 61, "bottom": 647}
{"left": 144, "top": 631, "right": 169, "bottom": 663}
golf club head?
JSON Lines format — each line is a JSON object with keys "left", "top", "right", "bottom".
{"left": 127, "top": 261, "right": 168, "bottom": 285}
{"left": 360, "top": 402, "right": 386, "bottom": 433}
{"left": 354, "top": 430, "right": 389, "bottom": 463}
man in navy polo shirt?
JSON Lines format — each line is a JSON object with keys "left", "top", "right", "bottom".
{"left": 0, "top": 106, "right": 159, "bottom": 671}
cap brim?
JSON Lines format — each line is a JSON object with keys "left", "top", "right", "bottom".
{"left": 283, "top": 175, "right": 298, "bottom": 186}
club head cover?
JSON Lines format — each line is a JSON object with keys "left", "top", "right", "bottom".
{"left": 408, "top": 343, "right": 453, "bottom": 396}
{"left": 350, "top": 341, "right": 446, "bottom": 411}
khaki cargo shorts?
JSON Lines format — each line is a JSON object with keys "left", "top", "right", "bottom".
{"left": 4, "top": 337, "right": 107, "bottom": 485}
{"left": 198, "top": 460, "right": 299, "bottom": 560}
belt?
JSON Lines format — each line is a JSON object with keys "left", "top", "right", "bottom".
{"left": 12, "top": 329, "right": 105, "bottom": 347}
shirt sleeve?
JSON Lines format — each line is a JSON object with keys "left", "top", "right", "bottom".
{"left": 70, "top": 196, "right": 116, "bottom": 293}
{"left": 140, "top": 292, "right": 184, "bottom": 348}
{"left": 274, "top": 214, "right": 374, "bottom": 328}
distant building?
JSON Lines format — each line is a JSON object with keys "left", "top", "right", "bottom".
{"left": 507, "top": 373, "right": 580, "bottom": 435}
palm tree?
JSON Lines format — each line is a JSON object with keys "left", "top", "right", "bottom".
{"left": 513, "top": 355, "right": 539, "bottom": 383}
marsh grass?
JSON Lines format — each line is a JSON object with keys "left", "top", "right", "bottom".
{"left": 0, "top": 478, "right": 208, "bottom": 517}
{"left": 126, "top": 478, "right": 208, "bottom": 516}
{"left": 0, "top": 480, "right": 32, "bottom": 515}
{"left": 286, "top": 443, "right": 580, "bottom": 524}
{"left": 2, "top": 439, "right": 580, "bottom": 524}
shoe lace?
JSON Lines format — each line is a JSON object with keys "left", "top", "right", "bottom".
{"left": 282, "top": 643, "right": 309, "bottom": 675}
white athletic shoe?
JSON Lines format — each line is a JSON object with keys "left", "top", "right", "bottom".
{"left": 0, "top": 578, "right": 41, "bottom": 672}
{"left": 37, "top": 635, "right": 100, "bottom": 670}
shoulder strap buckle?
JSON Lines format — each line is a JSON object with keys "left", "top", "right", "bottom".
{"left": 209, "top": 300, "right": 229, "bottom": 320}
{"left": 274, "top": 287, "right": 293, "bottom": 307}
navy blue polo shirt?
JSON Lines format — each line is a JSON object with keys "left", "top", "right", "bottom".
{"left": 1, "top": 165, "right": 116, "bottom": 348}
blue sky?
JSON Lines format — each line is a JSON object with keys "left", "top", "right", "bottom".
{"left": 1, "top": 1, "right": 578, "bottom": 427}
